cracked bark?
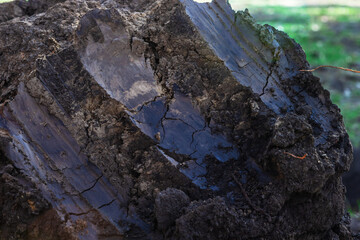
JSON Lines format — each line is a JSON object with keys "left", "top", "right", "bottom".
{"left": 260, "top": 66, "right": 274, "bottom": 97}
{"left": 260, "top": 51, "right": 280, "bottom": 97}
{"left": 98, "top": 199, "right": 116, "bottom": 209}
{"left": 80, "top": 174, "right": 103, "bottom": 194}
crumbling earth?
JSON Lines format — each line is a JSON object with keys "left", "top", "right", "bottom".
{"left": 0, "top": 0, "right": 354, "bottom": 239}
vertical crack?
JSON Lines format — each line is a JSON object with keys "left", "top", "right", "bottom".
{"left": 259, "top": 68, "right": 273, "bottom": 97}
{"left": 260, "top": 50, "right": 280, "bottom": 97}
{"left": 129, "top": 35, "right": 134, "bottom": 51}
{"left": 143, "top": 37, "right": 160, "bottom": 69}
{"left": 190, "top": 122, "right": 207, "bottom": 147}
{"left": 159, "top": 104, "right": 170, "bottom": 142}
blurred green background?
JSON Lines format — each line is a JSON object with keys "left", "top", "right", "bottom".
{"left": 229, "top": 0, "right": 360, "bottom": 148}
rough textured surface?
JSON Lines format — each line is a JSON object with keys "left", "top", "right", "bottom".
{"left": 0, "top": 0, "right": 65, "bottom": 23}
{"left": 155, "top": 188, "right": 190, "bottom": 232}
{"left": 344, "top": 148, "right": 360, "bottom": 207}
{"left": 0, "top": 0, "right": 354, "bottom": 239}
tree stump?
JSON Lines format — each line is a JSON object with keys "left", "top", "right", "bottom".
{"left": 0, "top": 0, "right": 353, "bottom": 239}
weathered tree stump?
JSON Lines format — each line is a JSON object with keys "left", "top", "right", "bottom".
{"left": 0, "top": 0, "right": 353, "bottom": 239}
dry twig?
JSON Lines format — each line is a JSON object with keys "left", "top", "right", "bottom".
{"left": 300, "top": 65, "right": 360, "bottom": 74}
{"left": 284, "top": 152, "right": 307, "bottom": 160}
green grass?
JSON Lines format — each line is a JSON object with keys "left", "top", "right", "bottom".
{"left": 348, "top": 199, "right": 360, "bottom": 217}
{"left": 331, "top": 91, "right": 360, "bottom": 147}
{"left": 0, "top": 0, "right": 13, "bottom": 3}
{"left": 250, "top": 6, "right": 360, "bottom": 67}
